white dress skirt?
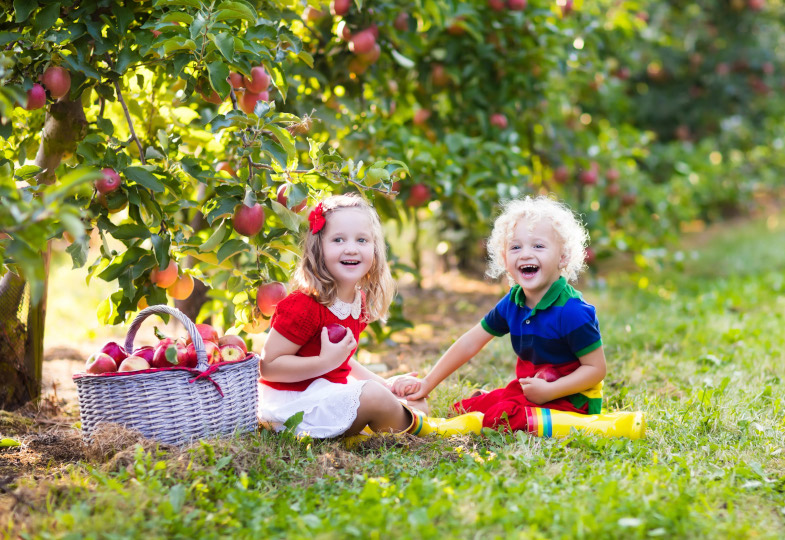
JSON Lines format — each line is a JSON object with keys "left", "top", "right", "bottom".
{"left": 258, "top": 377, "right": 369, "bottom": 438}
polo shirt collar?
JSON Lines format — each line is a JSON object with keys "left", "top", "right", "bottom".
{"left": 510, "top": 276, "right": 567, "bottom": 316}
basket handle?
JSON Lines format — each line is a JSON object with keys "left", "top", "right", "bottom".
{"left": 124, "top": 305, "right": 208, "bottom": 371}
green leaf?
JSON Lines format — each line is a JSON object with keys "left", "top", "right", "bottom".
{"left": 215, "top": 2, "right": 256, "bottom": 22}
{"left": 111, "top": 224, "right": 151, "bottom": 241}
{"left": 32, "top": 2, "right": 60, "bottom": 34}
{"left": 14, "top": 165, "right": 42, "bottom": 180}
{"left": 14, "top": 0, "right": 37, "bottom": 23}
{"left": 204, "top": 197, "right": 239, "bottom": 225}
{"left": 169, "top": 484, "right": 186, "bottom": 512}
{"left": 165, "top": 345, "right": 178, "bottom": 365}
{"left": 390, "top": 49, "right": 415, "bottom": 69}
{"left": 0, "top": 32, "right": 22, "bottom": 47}
{"left": 270, "top": 199, "right": 303, "bottom": 233}
{"left": 114, "top": 4, "right": 134, "bottom": 34}
{"left": 0, "top": 438, "right": 21, "bottom": 448}
{"left": 283, "top": 411, "right": 304, "bottom": 431}
{"left": 66, "top": 236, "right": 89, "bottom": 269}
{"left": 161, "top": 12, "right": 194, "bottom": 25}
{"left": 212, "top": 33, "right": 235, "bottom": 62}
{"left": 297, "top": 50, "right": 314, "bottom": 68}
{"left": 154, "top": 0, "right": 201, "bottom": 7}
{"left": 124, "top": 166, "right": 165, "bottom": 193}
{"left": 162, "top": 37, "right": 197, "bottom": 54}
{"left": 207, "top": 62, "right": 231, "bottom": 98}
{"left": 217, "top": 239, "right": 250, "bottom": 263}
{"left": 150, "top": 234, "right": 171, "bottom": 268}
{"left": 265, "top": 124, "right": 297, "bottom": 169}
{"left": 97, "top": 247, "right": 147, "bottom": 282}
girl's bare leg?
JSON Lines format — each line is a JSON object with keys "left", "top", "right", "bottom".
{"left": 404, "top": 398, "right": 429, "bottom": 416}
{"left": 344, "top": 381, "right": 411, "bottom": 436}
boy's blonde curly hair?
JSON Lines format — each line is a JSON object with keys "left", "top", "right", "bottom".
{"left": 486, "top": 196, "right": 589, "bottom": 284}
{"left": 292, "top": 194, "right": 395, "bottom": 323}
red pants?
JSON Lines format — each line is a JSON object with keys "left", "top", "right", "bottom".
{"left": 454, "top": 361, "right": 588, "bottom": 431}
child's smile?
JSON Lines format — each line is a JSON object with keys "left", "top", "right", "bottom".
{"left": 321, "top": 208, "right": 375, "bottom": 301}
{"left": 505, "top": 218, "right": 566, "bottom": 307}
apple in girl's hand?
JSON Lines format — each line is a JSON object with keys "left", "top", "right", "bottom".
{"left": 220, "top": 344, "right": 245, "bottom": 363}
{"left": 100, "top": 341, "right": 127, "bottom": 364}
{"left": 534, "top": 366, "right": 561, "bottom": 383}
{"left": 132, "top": 346, "right": 155, "bottom": 363}
{"left": 218, "top": 334, "right": 247, "bottom": 355}
{"left": 85, "top": 352, "right": 117, "bottom": 374}
{"left": 118, "top": 355, "right": 150, "bottom": 372}
{"left": 326, "top": 323, "right": 347, "bottom": 343}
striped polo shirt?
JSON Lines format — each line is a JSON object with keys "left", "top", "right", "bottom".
{"left": 481, "top": 277, "right": 604, "bottom": 412}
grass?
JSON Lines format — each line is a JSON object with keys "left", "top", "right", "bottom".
{"left": 6, "top": 214, "right": 785, "bottom": 539}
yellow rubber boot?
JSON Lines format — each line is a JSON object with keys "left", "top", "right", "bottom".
{"left": 408, "top": 409, "right": 484, "bottom": 437}
{"left": 524, "top": 407, "right": 645, "bottom": 439}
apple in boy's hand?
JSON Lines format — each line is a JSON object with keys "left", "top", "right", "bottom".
{"left": 85, "top": 352, "right": 117, "bottom": 374}
{"left": 100, "top": 341, "right": 127, "bottom": 364}
{"left": 534, "top": 366, "right": 561, "bottom": 383}
{"left": 118, "top": 355, "right": 150, "bottom": 372}
{"left": 220, "top": 344, "right": 245, "bottom": 363}
{"left": 326, "top": 323, "right": 347, "bottom": 343}
{"left": 218, "top": 334, "right": 247, "bottom": 354}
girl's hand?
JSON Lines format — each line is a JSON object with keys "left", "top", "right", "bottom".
{"left": 319, "top": 327, "right": 356, "bottom": 370}
{"left": 388, "top": 373, "right": 420, "bottom": 397}
{"left": 518, "top": 377, "right": 556, "bottom": 405}
{"left": 404, "top": 377, "right": 433, "bottom": 401}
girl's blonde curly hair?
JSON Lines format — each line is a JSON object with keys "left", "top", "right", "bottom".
{"left": 292, "top": 194, "right": 395, "bottom": 323}
{"left": 486, "top": 196, "right": 589, "bottom": 284}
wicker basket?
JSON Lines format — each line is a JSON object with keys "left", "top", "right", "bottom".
{"left": 74, "top": 305, "right": 259, "bottom": 445}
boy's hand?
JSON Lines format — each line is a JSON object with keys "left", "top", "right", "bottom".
{"left": 318, "top": 327, "right": 356, "bottom": 370}
{"left": 404, "top": 377, "right": 434, "bottom": 401}
{"left": 518, "top": 377, "right": 556, "bottom": 405}
{"left": 388, "top": 373, "right": 420, "bottom": 397}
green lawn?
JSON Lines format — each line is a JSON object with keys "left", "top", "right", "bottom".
{"left": 8, "top": 215, "right": 785, "bottom": 539}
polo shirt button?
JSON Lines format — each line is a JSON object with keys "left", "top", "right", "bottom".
{"left": 525, "top": 319, "right": 531, "bottom": 324}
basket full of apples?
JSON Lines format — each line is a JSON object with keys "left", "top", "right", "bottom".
{"left": 73, "top": 305, "right": 259, "bottom": 445}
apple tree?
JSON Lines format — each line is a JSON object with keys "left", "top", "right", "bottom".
{"left": 0, "top": 0, "right": 406, "bottom": 408}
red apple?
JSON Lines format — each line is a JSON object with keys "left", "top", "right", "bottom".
{"left": 204, "top": 340, "right": 222, "bottom": 365}
{"left": 534, "top": 365, "right": 561, "bottom": 383}
{"left": 184, "top": 323, "right": 219, "bottom": 345}
{"left": 151, "top": 260, "right": 179, "bottom": 289}
{"left": 585, "top": 247, "right": 597, "bottom": 265}
{"left": 606, "top": 168, "right": 620, "bottom": 182}
{"left": 407, "top": 184, "right": 430, "bottom": 208}
{"left": 331, "top": 0, "right": 351, "bottom": 16}
{"left": 394, "top": 12, "right": 409, "bottom": 31}
{"left": 325, "top": 323, "right": 347, "bottom": 343}
{"left": 239, "top": 90, "right": 269, "bottom": 115}
{"left": 100, "top": 341, "right": 127, "bottom": 365}
{"left": 216, "top": 161, "right": 236, "bottom": 177}
{"left": 152, "top": 338, "right": 177, "bottom": 368}
{"left": 24, "top": 84, "right": 46, "bottom": 110}
{"left": 490, "top": 113, "right": 508, "bottom": 129}
{"left": 96, "top": 168, "right": 122, "bottom": 194}
{"left": 132, "top": 346, "right": 155, "bottom": 363}
{"left": 184, "top": 343, "right": 199, "bottom": 367}
{"left": 508, "top": 0, "right": 527, "bottom": 10}
{"left": 41, "top": 66, "right": 71, "bottom": 99}
{"left": 228, "top": 71, "right": 244, "bottom": 89}
{"left": 85, "top": 352, "right": 118, "bottom": 374}
{"left": 431, "top": 64, "right": 449, "bottom": 87}
{"left": 118, "top": 355, "right": 151, "bottom": 372}
{"left": 218, "top": 334, "right": 248, "bottom": 354}
{"left": 349, "top": 29, "right": 376, "bottom": 54}
{"left": 489, "top": 0, "right": 505, "bottom": 11}
{"left": 560, "top": 0, "right": 574, "bottom": 17}
{"left": 413, "top": 109, "right": 431, "bottom": 127}
{"left": 220, "top": 344, "right": 245, "bottom": 363}
{"left": 243, "top": 66, "right": 270, "bottom": 93}
{"left": 257, "top": 281, "right": 287, "bottom": 317}
{"left": 356, "top": 43, "right": 381, "bottom": 66}
{"left": 233, "top": 203, "right": 265, "bottom": 236}
{"left": 552, "top": 165, "right": 570, "bottom": 184}
{"left": 578, "top": 169, "right": 598, "bottom": 186}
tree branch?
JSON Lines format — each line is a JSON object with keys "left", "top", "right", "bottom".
{"left": 113, "top": 79, "right": 145, "bottom": 165}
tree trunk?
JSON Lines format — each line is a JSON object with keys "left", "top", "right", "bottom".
{"left": 174, "top": 184, "right": 211, "bottom": 323}
{"left": 0, "top": 96, "right": 86, "bottom": 409}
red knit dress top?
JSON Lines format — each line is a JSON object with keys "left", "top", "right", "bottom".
{"left": 261, "top": 290, "right": 367, "bottom": 392}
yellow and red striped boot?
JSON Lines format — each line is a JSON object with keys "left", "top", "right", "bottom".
{"left": 406, "top": 407, "right": 484, "bottom": 437}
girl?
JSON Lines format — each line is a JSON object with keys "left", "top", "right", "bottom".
{"left": 259, "top": 194, "right": 482, "bottom": 439}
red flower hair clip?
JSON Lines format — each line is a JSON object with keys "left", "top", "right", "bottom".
{"left": 308, "top": 203, "right": 326, "bottom": 234}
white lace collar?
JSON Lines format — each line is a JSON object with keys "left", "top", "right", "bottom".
{"left": 328, "top": 289, "right": 362, "bottom": 320}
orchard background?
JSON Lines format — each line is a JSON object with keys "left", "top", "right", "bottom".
{"left": 3, "top": 1, "right": 785, "bottom": 538}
